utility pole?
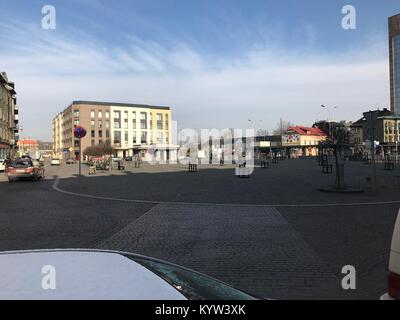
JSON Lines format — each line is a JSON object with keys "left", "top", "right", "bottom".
{"left": 369, "top": 110, "right": 377, "bottom": 189}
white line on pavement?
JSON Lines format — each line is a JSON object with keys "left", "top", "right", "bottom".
{"left": 52, "top": 176, "right": 400, "bottom": 208}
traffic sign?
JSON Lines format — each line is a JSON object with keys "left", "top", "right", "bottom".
{"left": 74, "top": 126, "right": 87, "bottom": 139}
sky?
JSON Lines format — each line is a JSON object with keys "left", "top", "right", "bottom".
{"left": 0, "top": 0, "right": 400, "bottom": 140}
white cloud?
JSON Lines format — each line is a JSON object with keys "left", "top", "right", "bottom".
{"left": 0, "top": 20, "right": 390, "bottom": 140}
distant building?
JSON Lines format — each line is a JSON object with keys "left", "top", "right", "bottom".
{"left": 52, "top": 112, "right": 63, "bottom": 158}
{"left": 350, "top": 108, "right": 400, "bottom": 154}
{"left": 282, "top": 126, "right": 327, "bottom": 157}
{"left": 254, "top": 135, "right": 282, "bottom": 156}
{"left": 389, "top": 13, "right": 400, "bottom": 115}
{"left": 52, "top": 101, "right": 177, "bottom": 161}
{"left": 17, "top": 139, "right": 40, "bottom": 156}
{"left": 0, "top": 72, "right": 19, "bottom": 158}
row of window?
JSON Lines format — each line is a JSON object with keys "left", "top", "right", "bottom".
{"left": 86, "top": 130, "right": 168, "bottom": 146}
{"left": 73, "top": 109, "right": 169, "bottom": 131}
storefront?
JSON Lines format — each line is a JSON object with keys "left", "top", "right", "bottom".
{"left": 0, "top": 142, "right": 10, "bottom": 159}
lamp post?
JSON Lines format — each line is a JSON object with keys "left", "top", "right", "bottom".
{"left": 368, "top": 110, "right": 377, "bottom": 189}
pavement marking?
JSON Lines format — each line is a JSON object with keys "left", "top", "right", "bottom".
{"left": 53, "top": 176, "right": 400, "bottom": 208}
{"left": 94, "top": 204, "right": 340, "bottom": 298}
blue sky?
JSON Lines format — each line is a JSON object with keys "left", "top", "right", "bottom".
{"left": 0, "top": 0, "right": 399, "bottom": 140}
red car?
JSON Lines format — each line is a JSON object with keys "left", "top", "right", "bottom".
{"left": 7, "top": 158, "right": 45, "bottom": 182}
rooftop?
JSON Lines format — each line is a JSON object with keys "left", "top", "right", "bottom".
{"left": 286, "top": 126, "right": 326, "bottom": 136}
{"left": 70, "top": 100, "right": 170, "bottom": 110}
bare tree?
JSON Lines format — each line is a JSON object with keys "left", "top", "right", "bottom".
{"left": 84, "top": 144, "right": 116, "bottom": 157}
{"left": 273, "top": 118, "right": 293, "bottom": 135}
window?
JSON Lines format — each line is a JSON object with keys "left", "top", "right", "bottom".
{"left": 133, "top": 131, "right": 137, "bottom": 144}
{"left": 106, "top": 111, "right": 110, "bottom": 119}
{"left": 141, "top": 131, "right": 147, "bottom": 144}
{"left": 90, "top": 110, "right": 95, "bottom": 119}
{"left": 114, "top": 131, "right": 121, "bottom": 145}
{"left": 157, "top": 132, "right": 163, "bottom": 144}
{"left": 99, "top": 122, "right": 103, "bottom": 129}
{"left": 114, "top": 111, "right": 120, "bottom": 119}
{"left": 73, "top": 120, "right": 79, "bottom": 127}
{"left": 73, "top": 109, "right": 79, "bottom": 118}
{"left": 91, "top": 120, "right": 95, "bottom": 129}
{"left": 99, "top": 130, "right": 103, "bottom": 138}
{"left": 74, "top": 139, "right": 80, "bottom": 147}
{"left": 114, "top": 121, "right": 121, "bottom": 129}
{"left": 106, "top": 120, "right": 110, "bottom": 129}
{"left": 106, "top": 130, "right": 110, "bottom": 138}
{"left": 124, "top": 131, "right": 129, "bottom": 144}
{"left": 98, "top": 111, "right": 103, "bottom": 119}
{"left": 91, "top": 140, "right": 95, "bottom": 147}
{"left": 165, "top": 114, "right": 169, "bottom": 130}
{"left": 157, "top": 113, "right": 163, "bottom": 130}
{"left": 91, "top": 130, "right": 95, "bottom": 138}
{"left": 124, "top": 118, "right": 128, "bottom": 129}
{"left": 141, "top": 113, "right": 147, "bottom": 130}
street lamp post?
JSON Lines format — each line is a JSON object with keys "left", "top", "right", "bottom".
{"left": 368, "top": 110, "right": 377, "bottom": 189}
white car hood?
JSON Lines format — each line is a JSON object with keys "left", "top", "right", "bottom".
{"left": 0, "top": 250, "right": 186, "bottom": 300}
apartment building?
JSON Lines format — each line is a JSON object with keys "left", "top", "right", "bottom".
{"left": 52, "top": 112, "right": 63, "bottom": 157}
{"left": 0, "top": 72, "right": 19, "bottom": 159}
{"left": 53, "top": 101, "right": 176, "bottom": 161}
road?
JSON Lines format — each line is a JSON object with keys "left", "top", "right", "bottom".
{"left": 0, "top": 159, "right": 397, "bottom": 299}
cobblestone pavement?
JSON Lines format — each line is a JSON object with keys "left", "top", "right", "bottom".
{"left": 0, "top": 159, "right": 398, "bottom": 299}
{"left": 96, "top": 204, "right": 341, "bottom": 299}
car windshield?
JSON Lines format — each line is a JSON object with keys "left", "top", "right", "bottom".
{"left": 131, "top": 257, "right": 257, "bottom": 300}
{"left": 11, "top": 160, "right": 33, "bottom": 168}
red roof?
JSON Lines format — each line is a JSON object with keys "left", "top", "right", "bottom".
{"left": 286, "top": 126, "right": 326, "bottom": 136}
{"left": 18, "top": 139, "right": 39, "bottom": 145}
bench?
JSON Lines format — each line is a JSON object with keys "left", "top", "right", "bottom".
{"left": 322, "top": 164, "right": 333, "bottom": 174}
{"left": 260, "top": 160, "right": 269, "bottom": 168}
{"left": 189, "top": 163, "right": 198, "bottom": 172}
{"left": 236, "top": 167, "right": 250, "bottom": 178}
{"left": 385, "top": 158, "right": 395, "bottom": 170}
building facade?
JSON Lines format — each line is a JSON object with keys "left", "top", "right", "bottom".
{"left": 281, "top": 126, "right": 327, "bottom": 157}
{"left": 17, "top": 139, "right": 40, "bottom": 157}
{"left": 52, "top": 101, "right": 176, "bottom": 161}
{"left": 0, "top": 72, "right": 19, "bottom": 159}
{"left": 52, "top": 112, "right": 63, "bottom": 157}
{"left": 389, "top": 13, "right": 400, "bottom": 115}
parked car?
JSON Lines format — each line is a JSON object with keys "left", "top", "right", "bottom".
{"left": 0, "top": 249, "right": 258, "bottom": 300}
{"left": 381, "top": 210, "right": 400, "bottom": 300}
{"left": 66, "top": 158, "right": 76, "bottom": 164}
{"left": 125, "top": 156, "right": 133, "bottom": 162}
{"left": 7, "top": 159, "right": 45, "bottom": 182}
{"left": 51, "top": 158, "right": 61, "bottom": 166}
{"left": 0, "top": 159, "right": 5, "bottom": 172}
